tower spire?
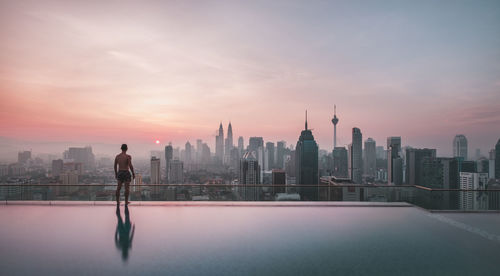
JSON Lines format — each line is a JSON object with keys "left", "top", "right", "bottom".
{"left": 305, "top": 110, "right": 308, "bottom": 130}
{"left": 331, "top": 104, "right": 339, "bottom": 149}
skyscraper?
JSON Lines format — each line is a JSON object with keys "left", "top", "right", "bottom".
{"left": 265, "top": 142, "right": 275, "bottom": 170}
{"left": 201, "top": 143, "right": 211, "bottom": 164}
{"left": 150, "top": 157, "right": 161, "bottom": 184}
{"left": 239, "top": 151, "right": 260, "bottom": 200}
{"left": 453, "top": 134, "right": 468, "bottom": 160}
{"left": 51, "top": 159, "right": 64, "bottom": 177}
{"left": 184, "top": 142, "right": 192, "bottom": 165}
{"left": 331, "top": 105, "right": 339, "bottom": 149}
{"left": 276, "top": 141, "right": 286, "bottom": 169}
{"left": 215, "top": 122, "right": 224, "bottom": 163}
{"left": 18, "top": 151, "right": 31, "bottom": 164}
{"left": 405, "top": 148, "right": 436, "bottom": 185}
{"left": 364, "top": 138, "right": 376, "bottom": 178}
{"left": 64, "top": 146, "right": 95, "bottom": 170}
{"left": 272, "top": 169, "right": 286, "bottom": 194}
{"left": 224, "top": 122, "right": 233, "bottom": 164}
{"left": 387, "top": 137, "right": 403, "bottom": 185}
{"left": 164, "top": 144, "right": 173, "bottom": 183}
{"left": 332, "top": 147, "right": 348, "bottom": 178}
{"left": 238, "top": 136, "right": 244, "bottom": 155}
{"left": 169, "top": 159, "right": 184, "bottom": 184}
{"left": 350, "top": 128, "right": 363, "bottom": 184}
{"left": 295, "top": 111, "right": 319, "bottom": 200}
{"left": 248, "top": 137, "right": 264, "bottom": 172}
{"left": 196, "top": 139, "right": 203, "bottom": 163}
{"left": 495, "top": 139, "right": 500, "bottom": 179}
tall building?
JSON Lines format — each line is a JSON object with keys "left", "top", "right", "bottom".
{"left": 150, "top": 157, "right": 161, "bottom": 184}
{"left": 453, "top": 134, "right": 468, "bottom": 160}
{"left": 376, "top": 146, "right": 386, "bottom": 160}
{"left": 248, "top": 137, "right": 264, "bottom": 154}
{"left": 224, "top": 122, "right": 233, "bottom": 164}
{"left": 459, "top": 172, "right": 488, "bottom": 210}
{"left": 295, "top": 111, "right": 319, "bottom": 200}
{"left": 169, "top": 160, "right": 184, "bottom": 184}
{"left": 496, "top": 139, "right": 500, "bottom": 179}
{"left": 185, "top": 141, "right": 192, "bottom": 165}
{"left": 64, "top": 146, "right": 95, "bottom": 170}
{"left": 239, "top": 151, "right": 260, "bottom": 200}
{"left": 164, "top": 144, "right": 173, "bottom": 183}
{"left": 238, "top": 136, "right": 244, "bottom": 155}
{"left": 215, "top": 123, "right": 224, "bottom": 163}
{"left": 196, "top": 139, "right": 203, "bottom": 163}
{"left": 201, "top": 143, "right": 211, "bottom": 164}
{"left": 272, "top": 169, "right": 286, "bottom": 194}
{"left": 248, "top": 137, "right": 264, "bottom": 171}
{"left": 331, "top": 105, "right": 339, "bottom": 149}
{"left": 51, "top": 159, "right": 64, "bottom": 177}
{"left": 364, "top": 138, "right": 376, "bottom": 178}
{"left": 350, "top": 128, "right": 363, "bottom": 184}
{"left": 387, "top": 137, "right": 403, "bottom": 185}
{"left": 18, "top": 151, "right": 31, "bottom": 164}
{"left": 265, "top": 142, "right": 275, "bottom": 170}
{"left": 332, "top": 147, "right": 348, "bottom": 178}
{"left": 405, "top": 148, "right": 437, "bottom": 185}
{"left": 276, "top": 141, "right": 286, "bottom": 169}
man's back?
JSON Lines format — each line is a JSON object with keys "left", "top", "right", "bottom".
{"left": 115, "top": 153, "right": 131, "bottom": 171}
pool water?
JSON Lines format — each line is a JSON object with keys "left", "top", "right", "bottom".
{"left": 0, "top": 203, "right": 499, "bottom": 275}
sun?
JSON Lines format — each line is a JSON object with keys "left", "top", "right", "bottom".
{"left": 155, "top": 140, "right": 160, "bottom": 144}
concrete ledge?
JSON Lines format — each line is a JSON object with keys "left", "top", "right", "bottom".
{"left": 6, "top": 200, "right": 51, "bottom": 205}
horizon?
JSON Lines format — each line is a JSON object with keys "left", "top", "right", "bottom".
{"left": 1, "top": 0, "right": 500, "bottom": 160}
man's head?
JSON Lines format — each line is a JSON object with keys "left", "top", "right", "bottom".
{"left": 121, "top": 144, "right": 128, "bottom": 152}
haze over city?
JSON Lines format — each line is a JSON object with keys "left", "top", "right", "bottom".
{"left": 1, "top": 0, "right": 500, "bottom": 160}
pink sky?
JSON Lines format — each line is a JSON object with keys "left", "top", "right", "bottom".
{"left": 1, "top": 0, "right": 499, "bottom": 156}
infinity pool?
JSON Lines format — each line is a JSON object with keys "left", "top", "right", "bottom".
{"left": 1, "top": 202, "right": 499, "bottom": 275}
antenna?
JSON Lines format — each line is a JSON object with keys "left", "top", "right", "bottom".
{"left": 334, "top": 104, "right": 336, "bottom": 115}
{"left": 305, "top": 110, "right": 308, "bottom": 130}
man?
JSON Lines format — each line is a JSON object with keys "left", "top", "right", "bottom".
{"left": 114, "top": 144, "right": 135, "bottom": 205}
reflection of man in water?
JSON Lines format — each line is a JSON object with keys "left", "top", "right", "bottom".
{"left": 115, "top": 205, "right": 135, "bottom": 261}
{"left": 114, "top": 144, "right": 135, "bottom": 205}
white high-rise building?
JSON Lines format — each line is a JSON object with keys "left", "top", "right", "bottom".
{"left": 459, "top": 172, "right": 488, "bottom": 210}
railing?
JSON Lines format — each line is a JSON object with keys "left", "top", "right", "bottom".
{"left": 0, "top": 184, "right": 499, "bottom": 211}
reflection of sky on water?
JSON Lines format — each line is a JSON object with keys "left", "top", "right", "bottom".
{"left": 0, "top": 205, "right": 499, "bottom": 275}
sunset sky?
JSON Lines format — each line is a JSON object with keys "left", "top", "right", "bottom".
{"left": 1, "top": 0, "right": 499, "bottom": 157}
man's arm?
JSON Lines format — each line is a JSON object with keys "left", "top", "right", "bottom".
{"left": 114, "top": 156, "right": 118, "bottom": 179}
{"left": 129, "top": 155, "right": 135, "bottom": 179}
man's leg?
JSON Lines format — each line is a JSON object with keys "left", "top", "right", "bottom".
{"left": 116, "top": 181, "right": 123, "bottom": 203}
{"left": 124, "top": 181, "right": 130, "bottom": 204}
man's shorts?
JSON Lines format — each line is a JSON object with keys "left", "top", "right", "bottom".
{"left": 117, "top": 170, "right": 132, "bottom": 183}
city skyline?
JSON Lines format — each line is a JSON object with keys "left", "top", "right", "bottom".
{"left": 1, "top": 0, "right": 500, "bottom": 158}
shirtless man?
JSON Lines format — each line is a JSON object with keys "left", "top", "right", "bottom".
{"left": 114, "top": 144, "right": 135, "bottom": 205}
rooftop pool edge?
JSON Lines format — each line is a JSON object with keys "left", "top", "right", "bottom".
{"left": 0, "top": 200, "right": 414, "bottom": 208}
